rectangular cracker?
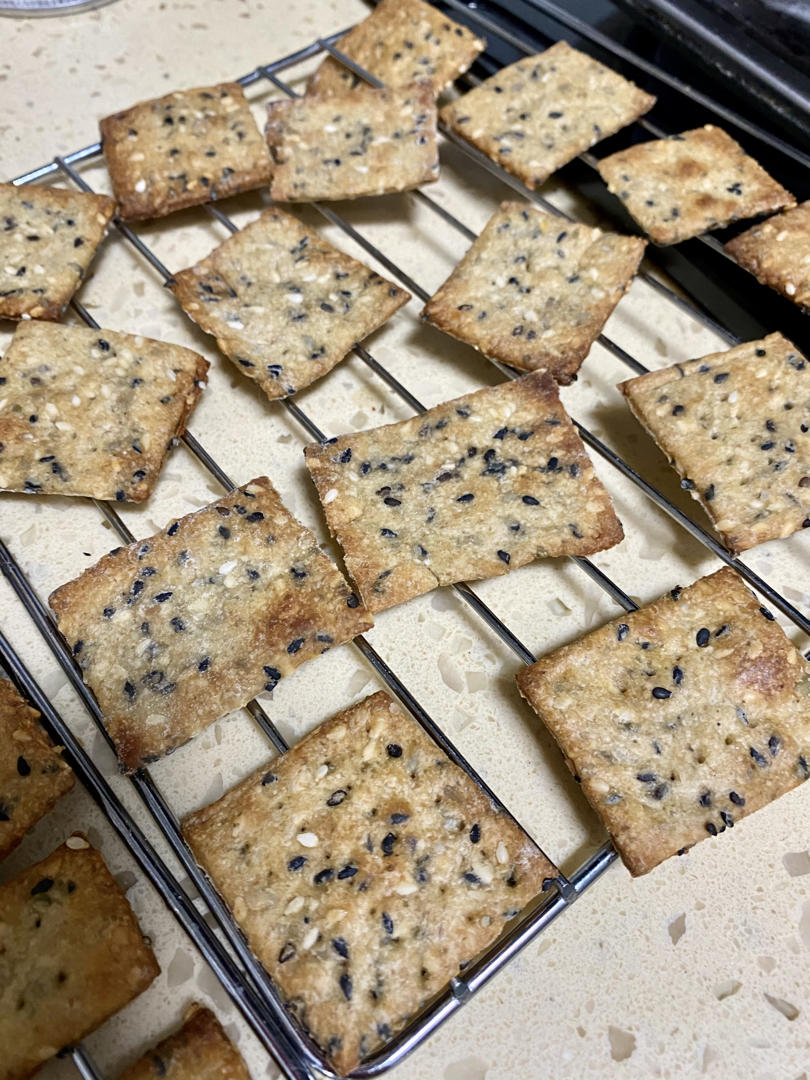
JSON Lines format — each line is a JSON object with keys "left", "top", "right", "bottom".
{"left": 0, "top": 322, "right": 208, "bottom": 502}
{"left": 184, "top": 690, "right": 554, "bottom": 1073}
{"left": 0, "top": 182, "right": 115, "bottom": 320}
{"left": 619, "top": 333, "right": 810, "bottom": 554}
{"left": 422, "top": 201, "right": 645, "bottom": 384}
{"left": 117, "top": 1005, "right": 250, "bottom": 1080}
{"left": 0, "top": 678, "right": 74, "bottom": 862}
{"left": 725, "top": 201, "right": 810, "bottom": 310}
{"left": 517, "top": 567, "right": 810, "bottom": 877}
{"left": 266, "top": 82, "right": 439, "bottom": 202}
{"left": 168, "top": 207, "right": 409, "bottom": 400}
{"left": 440, "top": 41, "right": 656, "bottom": 190}
{"left": 48, "top": 477, "right": 372, "bottom": 771}
{"left": 0, "top": 839, "right": 159, "bottom": 1080}
{"left": 99, "top": 82, "right": 273, "bottom": 221}
{"left": 304, "top": 371, "right": 623, "bottom": 613}
{"left": 597, "top": 125, "right": 796, "bottom": 246}
{"left": 307, "top": 0, "right": 486, "bottom": 96}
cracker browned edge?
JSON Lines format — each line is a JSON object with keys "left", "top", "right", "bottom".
{"left": 421, "top": 202, "right": 646, "bottom": 384}
{"left": 0, "top": 186, "right": 116, "bottom": 321}
{"left": 266, "top": 81, "right": 439, "bottom": 201}
{"left": 724, "top": 210, "right": 810, "bottom": 311}
{"left": 304, "top": 370, "right": 624, "bottom": 613}
{"left": 99, "top": 82, "right": 272, "bottom": 222}
{"left": 117, "top": 1003, "right": 249, "bottom": 1080}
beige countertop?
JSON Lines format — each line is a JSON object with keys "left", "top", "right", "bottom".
{"left": 1, "top": 2, "right": 809, "bottom": 1079}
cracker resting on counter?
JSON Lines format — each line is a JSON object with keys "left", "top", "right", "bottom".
{"left": 117, "top": 1004, "right": 251, "bottom": 1080}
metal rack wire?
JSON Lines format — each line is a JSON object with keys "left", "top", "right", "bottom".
{"left": 2, "top": 3, "right": 809, "bottom": 1077}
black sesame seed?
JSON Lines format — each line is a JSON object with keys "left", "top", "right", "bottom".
{"left": 332, "top": 937, "right": 349, "bottom": 959}
{"left": 497, "top": 549, "right": 511, "bottom": 565}
{"left": 457, "top": 493, "right": 475, "bottom": 502}
{"left": 696, "top": 628, "right": 710, "bottom": 647}
{"left": 464, "top": 872, "right": 481, "bottom": 884}
{"left": 170, "top": 617, "right": 184, "bottom": 632}
{"left": 381, "top": 832, "right": 397, "bottom": 855}
{"left": 287, "top": 638, "right": 304, "bottom": 655}
{"left": 314, "top": 868, "right": 335, "bottom": 884}
{"left": 729, "top": 791, "right": 745, "bottom": 806}
{"left": 327, "top": 789, "right": 347, "bottom": 806}
{"left": 218, "top": 525, "right": 231, "bottom": 539}
{"left": 522, "top": 495, "right": 539, "bottom": 505}
{"left": 278, "top": 943, "right": 296, "bottom": 963}
{"left": 198, "top": 657, "right": 211, "bottom": 672}
{"left": 16, "top": 755, "right": 31, "bottom": 777}
{"left": 167, "top": 522, "right": 179, "bottom": 536}
{"left": 261, "top": 772, "right": 277, "bottom": 785}
{"left": 750, "top": 746, "right": 768, "bottom": 767}
{"left": 154, "top": 592, "right": 173, "bottom": 603}
{"left": 340, "top": 973, "right": 352, "bottom": 1000}
{"left": 652, "top": 686, "right": 671, "bottom": 699}
{"left": 720, "top": 810, "right": 734, "bottom": 828}
{"left": 288, "top": 855, "right": 307, "bottom": 871}
{"left": 713, "top": 372, "right": 729, "bottom": 383}
{"left": 652, "top": 782, "right": 669, "bottom": 800}
{"left": 768, "top": 734, "right": 781, "bottom": 756}
{"left": 31, "top": 877, "right": 54, "bottom": 895}
{"left": 387, "top": 743, "right": 402, "bottom": 758}
{"left": 637, "top": 773, "right": 656, "bottom": 783}
{"left": 705, "top": 821, "right": 718, "bottom": 836}
{"left": 103, "top": 607, "right": 115, "bottom": 619}
{"left": 672, "top": 666, "right": 684, "bottom": 685}
{"left": 382, "top": 911, "right": 394, "bottom": 934}
{"left": 617, "top": 623, "right": 629, "bottom": 642}
{"left": 338, "top": 864, "right": 357, "bottom": 879}
{"left": 469, "top": 823, "right": 480, "bottom": 844}
{"left": 699, "top": 791, "right": 712, "bottom": 807}
{"left": 759, "top": 606, "right": 775, "bottom": 621}
{"left": 390, "top": 812, "right": 410, "bottom": 824}
{"left": 123, "top": 681, "right": 136, "bottom": 700}
{"left": 246, "top": 511, "right": 264, "bottom": 522}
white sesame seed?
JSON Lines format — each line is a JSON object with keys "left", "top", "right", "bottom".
{"left": 71, "top": 395, "right": 81, "bottom": 406}
{"left": 496, "top": 840, "right": 509, "bottom": 864}
{"left": 395, "top": 882, "right": 418, "bottom": 895}
{"left": 786, "top": 282, "right": 797, "bottom": 296}
{"left": 134, "top": 179, "right": 147, "bottom": 193}
{"left": 315, "top": 764, "right": 328, "bottom": 780}
{"left": 301, "top": 926, "right": 319, "bottom": 950}
{"left": 296, "top": 831, "right": 319, "bottom": 847}
{"left": 323, "top": 488, "right": 338, "bottom": 504}
{"left": 285, "top": 896, "right": 305, "bottom": 915}
{"left": 219, "top": 560, "right": 237, "bottom": 574}
{"left": 66, "top": 835, "right": 89, "bottom": 850}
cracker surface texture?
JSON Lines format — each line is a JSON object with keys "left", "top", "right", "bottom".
{"left": 0, "top": 679, "right": 74, "bottom": 862}
{"left": 169, "top": 208, "right": 409, "bottom": 400}
{"left": 305, "top": 371, "right": 623, "bottom": 612}
{"left": 0, "top": 322, "right": 208, "bottom": 502}
{"left": 619, "top": 333, "right": 810, "bottom": 553}
{"left": 0, "top": 841, "right": 159, "bottom": 1080}
{"left": 422, "top": 201, "right": 645, "bottom": 383}
{"left": 184, "top": 690, "right": 553, "bottom": 1073}
{"left": 48, "top": 477, "right": 372, "bottom": 771}
{"left": 0, "top": 182, "right": 115, "bottom": 320}
{"left": 266, "top": 82, "right": 439, "bottom": 201}
{"left": 100, "top": 82, "right": 272, "bottom": 221}
{"left": 598, "top": 125, "right": 796, "bottom": 245}
{"left": 518, "top": 567, "right": 810, "bottom": 876}
{"left": 725, "top": 200, "right": 810, "bottom": 309}
{"left": 307, "top": 0, "right": 485, "bottom": 96}
{"left": 117, "top": 1004, "right": 251, "bottom": 1080}
{"left": 440, "top": 42, "right": 655, "bottom": 190}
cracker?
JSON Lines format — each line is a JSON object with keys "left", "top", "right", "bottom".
{"left": 725, "top": 201, "right": 810, "bottom": 310}
{"left": 619, "top": 333, "right": 810, "bottom": 554}
{"left": 440, "top": 41, "right": 655, "bottom": 190}
{"left": 597, "top": 125, "right": 796, "bottom": 246}
{"left": 307, "top": 0, "right": 485, "bottom": 96}
{"left": 0, "top": 839, "right": 159, "bottom": 1080}
{"left": 184, "top": 690, "right": 553, "bottom": 1073}
{"left": 100, "top": 82, "right": 273, "bottom": 221}
{"left": 0, "top": 679, "right": 74, "bottom": 863}
{"left": 517, "top": 567, "right": 810, "bottom": 877}
{"left": 304, "top": 371, "right": 623, "bottom": 613}
{"left": 0, "top": 322, "right": 208, "bottom": 502}
{"left": 266, "top": 82, "right": 439, "bottom": 202}
{"left": 422, "top": 201, "right": 645, "bottom": 384}
{"left": 117, "top": 1005, "right": 251, "bottom": 1080}
{"left": 0, "top": 182, "right": 115, "bottom": 321}
{"left": 169, "top": 208, "right": 409, "bottom": 400}
{"left": 48, "top": 477, "right": 372, "bottom": 771}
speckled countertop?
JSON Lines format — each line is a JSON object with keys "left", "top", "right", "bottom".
{"left": 1, "top": 2, "right": 809, "bottom": 1079}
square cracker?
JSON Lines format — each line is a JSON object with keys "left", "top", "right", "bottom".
{"left": 0, "top": 839, "right": 159, "bottom": 1080}
{"left": 0, "top": 678, "right": 74, "bottom": 863}
{"left": 304, "top": 371, "right": 623, "bottom": 613}
{"left": 517, "top": 567, "right": 810, "bottom": 877}
{"left": 440, "top": 41, "right": 655, "bottom": 190}
{"left": 619, "top": 333, "right": 810, "bottom": 554}
{"left": 725, "top": 201, "right": 810, "bottom": 310}
{"left": 169, "top": 207, "right": 409, "bottom": 400}
{"left": 48, "top": 477, "right": 372, "bottom": 771}
{"left": 0, "top": 182, "right": 115, "bottom": 321}
{"left": 266, "top": 82, "right": 439, "bottom": 202}
{"left": 117, "top": 1005, "right": 250, "bottom": 1080}
{"left": 306, "top": 0, "right": 485, "bottom": 96}
{"left": 184, "top": 690, "right": 554, "bottom": 1073}
{"left": 422, "top": 201, "right": 645, "bottom": 384}
{"left": 0, "top": 322, "right": 208, "bottom": 502}
{"left": 597, "top": 125, "right": 796, "bottom": 246}
{"left": 99, "top": 82, "right": 273, "bottom": 221}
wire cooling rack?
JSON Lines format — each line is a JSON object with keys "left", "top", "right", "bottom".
{"left": 2, "top": 1, "right": 809, "bottom": 1076}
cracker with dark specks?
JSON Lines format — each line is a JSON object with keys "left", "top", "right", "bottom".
{"left": 440, "top": 41, "right": 655, "bottom": 190}
{"left": 0, "top": 839, "right": 159, "bottom": 1080}
{"left": 422, "top": 201, "right": 645, "bottom": 384}
{"left": 307, "top": 0, "right": 485, "bottom": 96}
{"left": 184, "top": 690, "right": 553, "bottom": 1074}
{"left": 725, "top": 201, "right": 810, "bottom": 310}
{"left": 619, "top": 333, "right": 810, "bottom": 554}
{"left": 266, "top": 81, "right": 439, "bottom": 202}
{"left": 168, "top": 208, "right": 409, "bottom": 400}
{"left": 0, "top": 679, "right": 74, "bottom": 863}
{"left": 0, "top": 322, "right": 208, "bottom": 502}
{"left": 0, "top": 182, "right": 115, "bottom": 321}
{"left": 597, "top": 125, "right": 796, "bottom": 246}
{"left": 99, "top": 82, "right": 273, "bottom": 221}
{"left": 117, "top": 1005, "right": 251, "bottom": 1080}
{"left": 48, "top": 477, "right": 372, "bottom": 771}
{"left": 304, "top": 371, "right": 623, "bottom": 613}
{"left": 517, "top": 567, "right": 810, "bottom": 877}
